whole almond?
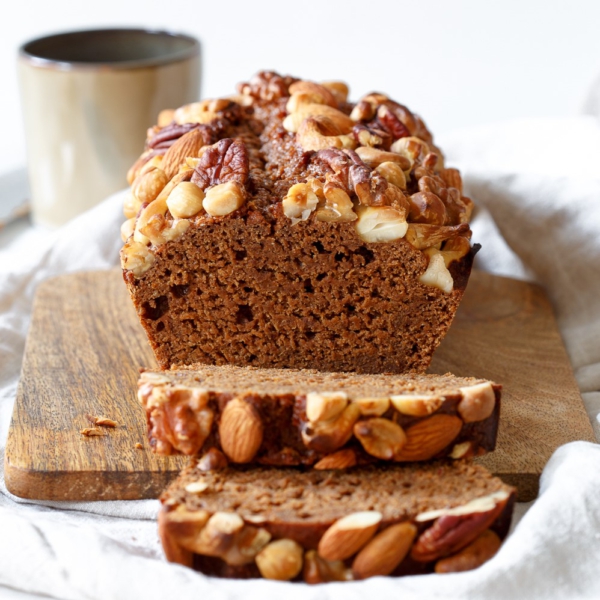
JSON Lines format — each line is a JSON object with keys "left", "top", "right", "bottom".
{"left": 218, "top": 398, "right": 263, "bottom": 463}
{"left": 318, "top": 511, "right": 382, "bottom": 561}
{"left": 434, "top": 530, "right": 501, "bottom": 573}
{"left": 162, "top": 129, "right": 207, "bottom": 179}
{"left": 393, "top": 414, "right": 462, "bottom": 462}
{"left": 313, "top": 448, "right": 357, "bottom": 470}
{"left": 352, "top": 522, "right": 417, "bottom": 579}
{"left": 353, "top": 418, "right": 407, "bottom": 460}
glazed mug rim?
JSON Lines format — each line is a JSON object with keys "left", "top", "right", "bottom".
{"left": 18, "top": 28, "right": 200, "bottom": 71}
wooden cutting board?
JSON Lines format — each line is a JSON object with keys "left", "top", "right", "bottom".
{"left": 4, "top": 269, "right": 594, "bottom": 502}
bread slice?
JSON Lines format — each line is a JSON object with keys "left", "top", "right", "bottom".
{"left": 121, "top": 71, "right": 477, "bottom": 374}
{"left": 159, "top": 461, "right": 514, "bottom": 581}
{"left": 138, "top": 364, "right": 500, "bottom": 464}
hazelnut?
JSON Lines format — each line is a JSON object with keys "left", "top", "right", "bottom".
{"left": 203, "top": 181, "right": 245, "bottom": 216}
{"left": 255, "top": 539, "right": 304, "bottom": 581}
{"left": 166, "top": 182, "right": 205, "bottom": 219}
{"left": 120, "top": 217, "right": 136, "bottom": 242}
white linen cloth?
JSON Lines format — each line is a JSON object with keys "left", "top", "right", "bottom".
{"left": 0, "top": 116, "right": 599, "bottom": 599}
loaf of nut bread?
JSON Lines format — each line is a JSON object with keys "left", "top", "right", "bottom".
{"left": 121, "top": 71, "right": 477, "bottom": 374}
{"left": 138, "top": 364, "right": 500, "bottom": 464}
{"left": 158, "top": 461, "right": 514, "bottom": 581}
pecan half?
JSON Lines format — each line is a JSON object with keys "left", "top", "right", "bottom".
{"left": 147, "top": 122, "right": 213, "bottom": 151}
{"left": 434, "top": 530, "right": 502, "bottom": 573}
{"left": 376, "top": 103, "right": 411, "bottom": 139}
{"left": 191, "top": 139, "right": 249, "bottom": 191}
{"left": 411, "top": 498, "right": 507, "bottom": 562}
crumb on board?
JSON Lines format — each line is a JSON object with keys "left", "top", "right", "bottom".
{"left": 80, "top": 427, "right": 106, "bottom": 437}
{"left": 135, "top": 443, "right": 144, "bottom": 450}
{"left": 86, "top": 414, "right": 118, "bottom": 428}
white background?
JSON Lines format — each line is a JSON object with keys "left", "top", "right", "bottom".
{"left": 1, "top": 0, "right": 600, "bottom": 173}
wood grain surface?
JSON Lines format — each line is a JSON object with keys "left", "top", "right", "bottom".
{"left": 5, "top": 269, "right": 594, "bottom": 501}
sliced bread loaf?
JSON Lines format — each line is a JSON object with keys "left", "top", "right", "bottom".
{"left": 139, "top": 364, "right": 500, "bottom": 464}
{"left": 159, "top": 461, "right": 514, "bottom": 581}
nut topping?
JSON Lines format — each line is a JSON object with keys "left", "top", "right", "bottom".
{"left": 352, "top": 522, "right": 417, "bottom": 579}
{"left": 439, "top": 167, "right": 463, "bottom": 193}
{"left": 288, "top": 80, "right": 338, "bottom": 107}
{"left": 315, "top": 185, "right": 357, "bottom": 223}
{"left": 303, "top": 550, "right": 350, "bottom": 584}
{"left": 296, "top": 116, "right": 356, "bottom": 151}
{"left": 391, "top": 136, "right": 431, "bottom": 164}
{"left": 458, "top": 382, "right": 496, "bottom": 423}
{"left": 405, "top": 223, "right": 469, "bottom": 251}
{"left": 191, "top": 138, "right": 249, "bottom": 191}
{"left": 419, "top": 251, "right": 454, "bottom": 294}
{"left": 203, "top": 181, "right": 246, "bottom": 217}
{"left": 197, "top": 447, "right": 229, "bottom": 471}
{"left": 318, "top": 511, "right": 382, "bottom": 561}
{"left": 157, "top": 108, "right": 175, "bottom": 127}
{"left": 434, "top": 530, "right": 501, "bottom": 573}
{"left": 390, "top": 394, "right": 443, "bottom": 417}
{"left": 376, "top": 161, "right": 407, "bottom": 190}
{"left": 314, "top": 448, "right": 357, "bottom": 470}
{"left": 320, "top": 80, "right": 349, "bottom": 104}
{"left": 120, "top": 217, "right": 136, "bottom": 242}
{"left": 132, "top": 168, "right": 169, "bottom": 205}
{"left": 194, "top": 511, "right": 245, "bottom": 556}
{"left": 166, "top": 182, "right": 205, "bottom": 219}
{"left": 161, "top": 129, "right": 208, "bottom": 179}
{"left": 284, "top": 103, "right": 354, "bottom": 134}
{"left": 355, "top": 205, "right": 408, "bottom": 243}
{"left": 355, "top": 147, "right": 411, "bottom": 170}
{"left": 120, "top": 240, "right": 156, "bottom": 277}
{"left": 218, "top": 397, "right": 264, "bottom": 463}
{"left": 353, "top": 418, "right": 407, "bottom": 460}
{"left": 408, "top": 192, "right": 448, "bottom": 226}
{"left": 184, "top": 481, "right": 209, "bottom": 494}
{"left": 350, "top": 100, "right": 375, "bottom": 122}
{"left": 441, "top": 236, "right": 472, "bottom": 265}
{"left": 301, "top": 403, "right": 360, "bottom": 453}
{"left": 305, "top": 391, "right": 348, "bottom": 423}
{"left": 354, "top": 397, "right": 390, "bottom": 417}
{"left": 255, "top": 539, "right": 304, "bottom": 581}
{"left": 393, "top": 414, "right": 463, "bottom": 461}
{"left": 412, "top": 493, "right": 508, "bottom": 562}
{"left": 222, "top": 526, "right": 271, "bottom": 566}
{"left": 449, "top": 441, "right": 474, "bottom": 459}
{"left": 416, "top": 491, "right": 510, "bottom": 522}
{"left": 282, "top": 182, "right": 319, "bottom": 224}
{"left": 174, "top": 98, "right": 232, "bottom": 125}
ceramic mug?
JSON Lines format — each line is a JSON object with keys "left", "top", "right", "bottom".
{"left": 19, "top": 28, "right": 201, "bottom": 228}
